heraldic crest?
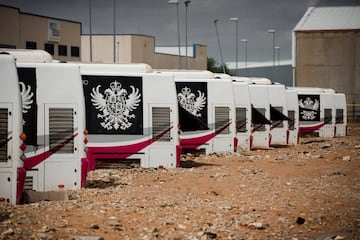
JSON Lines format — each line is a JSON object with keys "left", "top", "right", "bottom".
{"left": 299, "top": 96, "right": 320, "bottom": 120}
{"left": 19, "top": 82, "right": 34, "bottom": 124}
{"left": 90, "top": 80, "right": 141, "bottom": 130}
{"left": 177, "top": 86, "right": 206, "bottom": 117}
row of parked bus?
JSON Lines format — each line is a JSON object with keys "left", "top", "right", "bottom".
{"left": 0, "top": 50, "right": 347, "bottom": 204}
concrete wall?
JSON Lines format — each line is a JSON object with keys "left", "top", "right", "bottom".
{"left": 295, "top": 31, "right": 360, "bottom": 106}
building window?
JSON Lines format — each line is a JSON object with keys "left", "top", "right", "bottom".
{"left": 44, "top": 43, "right": 54, "bottom": 55}
{"left": 58, "top": 45, "right": 67, "bottom": 56}
{"left": 71, "top": 46, "right": 80, "bottom": 57}
{"left": 0, "top": 44, "right": 16, "bottom": 49}
{"left": 26, "top": 41, "right": 37, "bottom": 49}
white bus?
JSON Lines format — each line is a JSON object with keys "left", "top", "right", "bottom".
{"left": 173, "top": 77, "right": 237, "bottom": 154}
{"left": 290, "top": 87, "right": 336, "bottom": 138}
{"left": 232, "top": 81, "right": 252, "bottom": 151}
{"left": 248, "top": 84, "right": 272, "bottom": 149}
{"left": 0, "top": 54, "right": 26, "bottom": 204}
{"left": 77, "top": 64, "right": 180, "bottom": 169}
{"left": 267, "top": 83, "right": 290, "bottom": 146}
{"left": 16, "top": 62, "right": 88, "bottom": 192}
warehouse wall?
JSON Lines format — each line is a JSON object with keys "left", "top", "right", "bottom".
{"left": 295, "top": 31, "right": 360, "bottom": 107}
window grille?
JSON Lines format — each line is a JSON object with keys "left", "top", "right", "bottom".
{"left": 49, "top": 108, "right": 74, "bottom": 153}
{"left": 215, "top": 107, "right": 230, "bottom": 135}
{"left": 0, "top": 108, "right": 8, "bottom": 162}
{"left": 152, "top": 107, "right": 171, "bottom": 141}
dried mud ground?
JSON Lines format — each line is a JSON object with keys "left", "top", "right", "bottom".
{"left": 1, "top": 123, "right": 360, "bottom": 240}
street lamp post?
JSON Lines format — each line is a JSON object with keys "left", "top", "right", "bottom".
{"left": 89, "top": 0, "right": 92, "bottom": 62}
{"left": 240, "top": 39, "right": 248, "bottom": 76}
{"left": 168, "top": 0, "right": 181, "bottom": 69}
{"left": 229, "top": 17, "right": 239, "bottom": 76}
{"left": 185, "top": 0, "right": 190, "bottom": 69}
{"left": 113, "top": 0, "right": 116, "bottom": 63}
{"left": 214, "top": 19, "right": 226, "bottom": 73}
{"left": 267, "top": 29, "right": 276, "bottom": 81}
{"left": 275, "top": 46, "right": 280, "bottom": 83}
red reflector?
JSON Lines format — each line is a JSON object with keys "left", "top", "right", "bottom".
{"left": 20, "top": 143, "right": 26, "bottom": 151}
{"left": 58, "top": 184, "right": 65, "bottom": 189}
{"left": 83, "top": 138, "right": 88, "bottom": 144}
{"left": 83, "top": 129, "right": 88, "bottom": 135}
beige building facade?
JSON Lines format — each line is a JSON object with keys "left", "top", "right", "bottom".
{"left": 294, "top": 31, "right": 360, "bottom": 104}
{"left": 0, "top": 4, "right": 81, "bottom": 62}
{"left": 81, "top": 34, "right": 207, "bottom": 70}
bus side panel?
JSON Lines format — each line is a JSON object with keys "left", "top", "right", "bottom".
{"left": 249, "top": 85, "right": 271, "bottom": 149}
{"left": 285, "top": 90, "right": 299, "bottom": 145}
{"left": 208, "top": 80, "right": 236, "bottom": 154}
{"left": 268, "top": 85, "right": 289, "bottom": 145}
{"left": 0, "top": 55, "right": 24, "bottom": 204}
{"left": 233, "top": 83, "right": 252, "bottom": 151}
{"left": 319, "top": 93, "right": 335, "bottom": 138}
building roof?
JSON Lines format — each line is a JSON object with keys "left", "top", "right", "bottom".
{"left": 293, "top": 6, "right": 360, "bottom": 31}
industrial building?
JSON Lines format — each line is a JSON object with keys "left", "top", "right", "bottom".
{"left": 0, "top": 4, "right": 81, "bottom": 62}
{"left": 292, "top": 6, "right": 360, "bottom": 117}
{"left": 0, "top": 4, "right": 206, "bottom": 69}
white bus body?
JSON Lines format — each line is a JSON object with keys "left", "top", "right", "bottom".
{"left": 78, "top": 64, "right": 180, "bottom": 169}
{"left": 246, "top": 78, "right": 289, "bottom": 146}
{"left": 155, "top": 69, "right": 215, "bottom": 79}
{"left": 0, "top": 54, "right": 26, "bottom": 204}
{"left": 267, "top": 84, "right": 289, "bottom": 146}
{"left": 285, "top": 88, "right": 300, "bottom": 145}
{"left": 232, "top": 81, "right": 252, "bottom": 151}
{"left": 16, "top": 62, "right": 88, "bottom": 192}
{"left": 248, "top": 84, "right": 271, "bottom": 149}
{"left": 174, "top": 78, "right": 237, "bottom": 154}
{"left": 78, "top": 63, "right": 153, "bottom": 73}
{"left": 290, "top": 87, "right": 336, "bottom": 138}
{"left": 0, "top": 49, "right": 52, "bottom": 63}
{"left": 334, "top": 93, "right": 347, "bottom": 137}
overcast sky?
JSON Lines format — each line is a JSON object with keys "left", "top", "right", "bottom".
{"left": 0, "top": 0, "right": 358, "bottom": 66}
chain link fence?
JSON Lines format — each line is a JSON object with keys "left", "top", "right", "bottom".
{"left": 347, "top": 103, "right": 360, "bottom": 122}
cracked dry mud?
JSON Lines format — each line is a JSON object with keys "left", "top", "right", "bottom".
{"left": 1, "top": 123, "right": 360, "bottom": 240}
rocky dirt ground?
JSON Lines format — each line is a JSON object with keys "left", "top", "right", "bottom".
{"left": 1, "top": 123, "right": 360, "bottom": 240}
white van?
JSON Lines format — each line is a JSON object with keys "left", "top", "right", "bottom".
{"left": 0, "top": 54, "right": 26, "bottom": 204}
{"left": 78, "top": 64, "right": 180, "bottom": 169}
